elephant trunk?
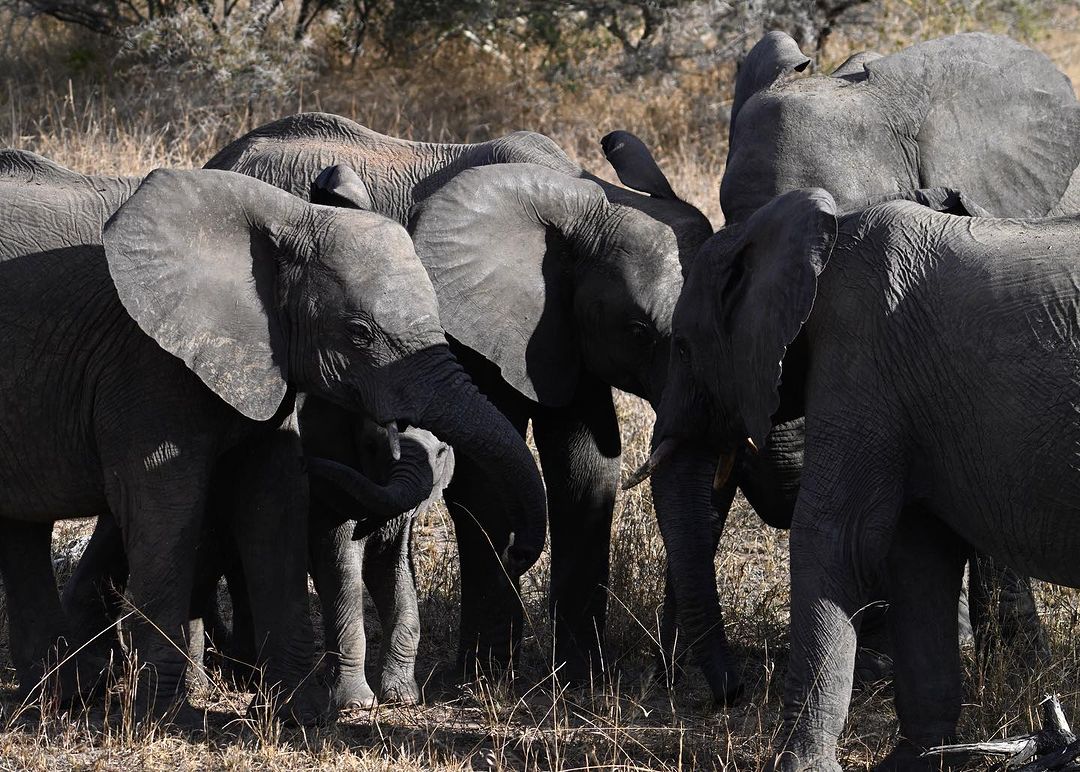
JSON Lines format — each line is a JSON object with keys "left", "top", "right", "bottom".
{"left": 651, "top": 442, "right": 742, "bottom": 704}
{"left": 400, "top": 350, "right": 546, "bottom": 577}
{"left": 305, "top": 451, "right": 434, "bottom": 539}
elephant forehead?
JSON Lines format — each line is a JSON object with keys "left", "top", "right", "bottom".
{"left": 319, "top": 212, "right": 444, "bottom": 338}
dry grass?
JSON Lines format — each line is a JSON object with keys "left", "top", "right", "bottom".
{"left": 1, "top": 5, "right": 1080, "bottom": 769}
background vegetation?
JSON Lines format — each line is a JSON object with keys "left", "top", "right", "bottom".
{"left": 0, "top": 1, "right": 1077, "bottom": 768}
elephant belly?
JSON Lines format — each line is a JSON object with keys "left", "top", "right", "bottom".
{"left": 0, "top": 401, "right": 110, "bottom": 521}
{"left": 928, "top": 442, "right": 1080, "bottom": 589}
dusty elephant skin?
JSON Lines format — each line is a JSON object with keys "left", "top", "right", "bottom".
{"left": 0, "top": 150, "right": 545, "bottom": 723}
{"left": 648, "top": 30, "right": 1080, "bottom": 704}
{"left": 654, "top": 189, "right": 1080, "bottom": 771}
{"left": 206, "top": 116, "right": 714, "bottom": 683}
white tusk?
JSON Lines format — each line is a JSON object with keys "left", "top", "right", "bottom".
{"left": 746, "top": 436, "right": 759, "bottom": 454}
{"left": 385, "top": 420, "right": 401, "bottom": 461}
{"left": 622, "top": 437, "right": 680, "bottom": 491}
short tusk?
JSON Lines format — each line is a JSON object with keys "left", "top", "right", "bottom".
{"left": 746, "top": 436, "right": 759, "bottom": 454}
{"left": 713, "top": 452, "right": 736, "bottom": 492}
{"left": 622, "top": 437, "right": 679, "bottom": 491}
{"left": 385, "top": 420, "right": 401, "bottom": 462}
{"left": 499, "top": 531, "right": 516, "bottom": 571}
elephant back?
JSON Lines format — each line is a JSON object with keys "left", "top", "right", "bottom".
{"left": 206, "top": 112, "right": 583, "bottom": 225}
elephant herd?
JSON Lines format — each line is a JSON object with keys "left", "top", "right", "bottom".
{"left": 0, "top": 29, "right": 1078, "bottom": 771}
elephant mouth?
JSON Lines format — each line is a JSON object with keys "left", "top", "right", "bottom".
{"left": 622, "top": 435, "right": 756, "bottom": 492}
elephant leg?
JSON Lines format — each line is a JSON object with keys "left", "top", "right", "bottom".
{"left": 532, "top": 377, "right": 621, "bottom": 684}
{"left": 445, "top": 401, "right": 530, "bottom": 681}
{"left": 184, "top": 617, "right": 209, "bottom": 694}
{"left": 0, "top": 518, "right": 78, "bottom": 702}
{"left": 876, "top": 505, "right": 966, "bottom": 770}
{"left": 968, "top": 553, "right": 1048, "bottom": 665}
{"left": 364, "top": 514, "right": 421, "bottom": 704}
{"left": 60, "top": 512, "right": 128, "bottom": 673}
{"left": 775, "top": 431, "right": 904, "bottom": 772}
{"left": 309, "top": 500, "right": 376, "bottom": 711}
{"left": 220, "top": 427, "right": 324, "bottom": 724}
{"left": 108, "top": 464, "right": 211, "bottom": 717}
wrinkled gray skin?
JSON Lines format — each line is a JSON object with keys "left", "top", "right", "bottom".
{"left": 206, "top": 115, "right": 714, "bottom": 682}
{"left": 654, "top": 189, "right": 1080, "bottom": 771}
{"left": 0, "top": 150, "right": 545, "bottom": 720}
{"left": 653, "top": 31, "right": 1080, "bottom": 703}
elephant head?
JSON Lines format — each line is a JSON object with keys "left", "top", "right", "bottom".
{"left": 656, "top": 189, "right": 837, "bottom": 453}
{"left": 722, "top": 31, "right": 1080, "bottom": 223}
{"left": 349, "top": 149, "right": 714, "bottom": 410}
{"left": 641, "top": 189, "right": 838, "bottom": 702}
{"left": 102, "top": 169, "right": 545, "bottom": 576}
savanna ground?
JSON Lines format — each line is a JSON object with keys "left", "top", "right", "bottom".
{"left": 0, "top": 2, "right": 1079, "bottom": 768}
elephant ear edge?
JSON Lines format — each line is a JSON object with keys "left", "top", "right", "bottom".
{"left": 866, "top": 32, "right": 1080, "bottom": 218}
{"left": 103, "top": 168, "right": 294, "bottom": 422}
{"left": 724, "top": 188, "right": 837, "bottom": 447}
{"left": 409, "top": 163, "right": 602, "bottom": 407}
{"left": 600, "top": 131, "right": 679, "bottom": 200}
{"left": 311, "top": 164, "right": 374, "bottom": 210}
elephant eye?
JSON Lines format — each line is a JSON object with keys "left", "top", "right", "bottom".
{"left": 627, "top": 320, "right": 654, "bottom": 347}
{"left": 347, "top": 318, "right": 376, "bottom": 346}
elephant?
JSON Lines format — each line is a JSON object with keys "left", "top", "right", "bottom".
{"left": 0, "top": 149, "right": 545, "bottom": 721}
{"left": 650, "top": 188, "right": 1080, "bottom": 770}
{"left": 296, "top": 407, "right": 456, "bottom": 709}
{"left": 644, "top": 31, "right": 1080, "bottom": 703}
{"left": 205, "top": 116, "right": 714, "bottom": 682}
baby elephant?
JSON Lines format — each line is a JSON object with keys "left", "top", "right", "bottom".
{"left": 301, "top": 399, "right": 456, "bottom": 709}
{"left": 654, "top": 190, "right": 1080, "bottom": 771}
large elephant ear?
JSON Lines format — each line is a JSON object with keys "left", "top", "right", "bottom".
{"left": 311, "top": 164, "right": 374, "bottom": 210}
{"left": 103, "top": 169, "right": 302, "bottom": 422}
{"left": 865, "top": 33, "right": 1080, "bottom": 217}
{"left": 718, "top": 189, "right": 837, "bottom": 447}
{"left": 410, "top": 163, "right": 607, "bottom": 407}
{"left": 730, "top": 31, "right": 811, "bottom": 139}
{"left": 600, "top": 131, "right": 678, "bottom": 199}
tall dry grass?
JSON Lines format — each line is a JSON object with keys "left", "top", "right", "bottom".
{"left": 0, "top": 4, "right": 1078, "bottom": 769}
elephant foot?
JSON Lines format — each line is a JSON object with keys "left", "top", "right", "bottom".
{"left": 853, "top": 645, "right": 894, "bottom": 689}
{"left": 767, "top": 746, "right": 843, "bottom": 772}
{"left": 552, "top": 639, "right": 608, "bottom": 688}
{"left": 248, "top": 680, "right": 334, "bottom": 727}
{"left": 701, "top": 662, "right": 743, "bottom": 707}
{"left": 872, "top": 740, "right": 950, "bottom": 772}
{"left": 331, "top": 675, "right": 378, "bottom": 711}
{"left": 379, "top": 671, "right": 420, "bottom": 705}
